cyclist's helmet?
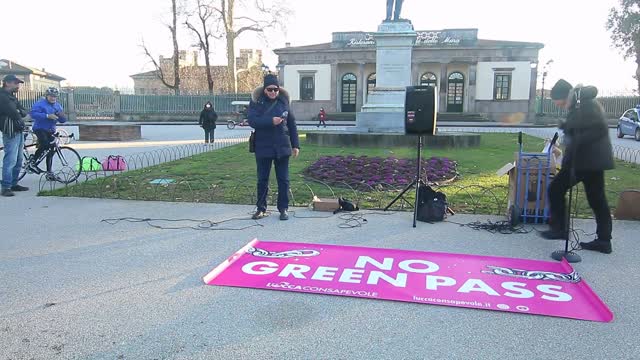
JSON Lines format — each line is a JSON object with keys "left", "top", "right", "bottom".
{"left": 45, "top": 87, "right": 60, "bottom": 97}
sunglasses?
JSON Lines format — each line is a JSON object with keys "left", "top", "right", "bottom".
{"left": 266, "top": 87, "right": 279, "bottom": 93}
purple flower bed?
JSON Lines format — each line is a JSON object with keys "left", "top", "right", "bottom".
{"left": 304, "top": 155, "right": 458, "bottom": 189}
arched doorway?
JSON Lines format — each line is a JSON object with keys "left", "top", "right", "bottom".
{"left": 420, "top": 72, "right": 437, "bottom": 87}
{"left": 447, "top": 72, "right": 465, "bottom": 112}
{"left": 341, "top": 73, "right": 357, "bottom": 112}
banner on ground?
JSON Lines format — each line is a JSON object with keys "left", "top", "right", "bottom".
{"left": 203, "top": 239, "right": 613, "bottom": 322}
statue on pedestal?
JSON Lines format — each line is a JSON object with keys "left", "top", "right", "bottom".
{"left": 385, "top": 0, "right": 404, "bottom": 21}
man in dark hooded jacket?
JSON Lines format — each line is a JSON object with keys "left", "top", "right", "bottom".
{"left": 248, "top": 73, "right": 300, "bottom": 221}
{"left": 541, "top": 79, "right": 614, "bottom": 254}
{"left": 199, "top": 101, "right": 217, "bottom": 144}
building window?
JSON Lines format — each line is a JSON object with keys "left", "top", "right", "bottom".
{"left": 300, "top": 76, "right": 315, "bottom": 101}
{"left": 367, "top": 73, "right": 376, "bottom": 95}
{"left": 494, "top": 73, "right": 511, "bottom": 100}
{"left": 341, "top": 73, "right": 357, "bottom": 112}
{"left": 420, "top": 72, "right": 437, "bottom": 87}
{"left": 139, "top": 88, "right": 146, "bottom": 95}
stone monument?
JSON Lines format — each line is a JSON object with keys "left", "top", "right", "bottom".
{"left": 355, "top": 0, "right": 416, "bottom": 133}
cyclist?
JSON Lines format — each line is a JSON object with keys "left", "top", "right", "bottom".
{"left": 29, "top": 87, "right": 67, "bottom": 175}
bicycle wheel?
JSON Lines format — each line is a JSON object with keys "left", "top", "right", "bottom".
{"left": 57, "top": 128, "right": 71, "bottom": 145}
{"left": 49, "top": 146, "right": 82, "bottom": 184}
{"left": 17, "top": 150, "right": 31, "bottom": 181}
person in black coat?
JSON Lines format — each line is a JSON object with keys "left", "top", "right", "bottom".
{"left": 1, "top": 75, "right": 29, "bottom": 196}
{"left": 248, "top": 73, "right": 300, "bottom": 221}
{"left": 199, "top": 101, "right": 217, "bottom": 144}
{"left": 541, "top": 79, "right": 615, "bottom": 254}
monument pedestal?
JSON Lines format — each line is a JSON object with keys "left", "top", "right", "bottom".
{"left": 355, "top": 20, "right": 416, "bottom": 133}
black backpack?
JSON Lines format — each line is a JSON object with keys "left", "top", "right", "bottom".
{"left": 416, "top": 184, "right": 448, "bottom": 222}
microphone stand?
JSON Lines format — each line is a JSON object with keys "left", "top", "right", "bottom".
{"left": 551, "top": 125, "right": 581, "bottom": 263}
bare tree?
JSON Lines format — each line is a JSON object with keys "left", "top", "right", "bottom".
{"left": 185, "top": 0, "right": 216, "bottom": 95}
{"left": 141, "top": 0, "right": 182, "bottom": 95}
{"left": 210, "top": 0, "right": 291, "bottom": 93}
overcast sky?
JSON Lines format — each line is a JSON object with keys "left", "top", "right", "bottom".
{"left": 1, "top": 0, "right": 636, "bottom": 93}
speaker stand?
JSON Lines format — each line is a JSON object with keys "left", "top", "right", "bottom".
{"left": 384, "top": 135, "right": 426, "bottom": 228}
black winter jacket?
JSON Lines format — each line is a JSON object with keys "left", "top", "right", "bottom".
{"left": 0, "top": 88, "right": 26, "bottom": 135}
{"left": 199, "top": 108, "right": 218, "bottom": 129}
{"left": 560, "top": 86, "right": 614, "bottom": 171}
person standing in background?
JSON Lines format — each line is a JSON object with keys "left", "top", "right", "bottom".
{"left": 199, "top": 101, "right": 217, "bottom": 144}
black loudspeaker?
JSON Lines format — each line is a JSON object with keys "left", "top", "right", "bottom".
{"left": 405, "top": 85, "right": 438, "bottom": 135}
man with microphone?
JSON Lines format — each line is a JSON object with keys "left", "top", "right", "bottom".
{"left": 540, "top": 79, "right": 614, "bottom": 254}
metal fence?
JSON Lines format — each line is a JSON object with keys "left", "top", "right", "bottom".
{"left": 15, "top": 90, "right": 251, "bottom": 119}
{"left": 16, "top": 89, "right": 69, "bottom": 110}
{"left": 538, "top": 95, "right": 640, "bottom": 118}
{"left": 73, "top": 92, "right": 115, "bottom": 119}
{"left": 120, "top": 93, "right": 250, "bottom": 114}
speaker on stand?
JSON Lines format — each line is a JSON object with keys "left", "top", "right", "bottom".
{"left": 384, "top": 85, "right": 438, "bottom": 227}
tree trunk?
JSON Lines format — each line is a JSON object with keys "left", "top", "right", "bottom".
{"left": 171, "top": 0, "right": 181, "bottom": 95}
{"left": 636, "top": 53, "right": 640, "bottom": 95}
{"left": 227, "top": 33, "right": 236, "bottom": 94}
{"left": 635, "top": 34, "right": 640, "bottom": 95}
{"left": 226, "top": 0, "right": 236, "bottom": 94}
{"left": 204, "top": 40, "right": 214, "bottom": 95}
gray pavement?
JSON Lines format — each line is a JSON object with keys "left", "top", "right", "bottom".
{"left": 1, "top": 123, "right": 639, "bottom": 359}
{"left": 0, "top": 196, "right": 639, "bottom": 359}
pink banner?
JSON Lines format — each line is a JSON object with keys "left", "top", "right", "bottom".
{"left": 203, "top": 239, "right": 613, "bottom": 322}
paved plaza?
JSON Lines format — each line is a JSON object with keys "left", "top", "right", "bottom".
{"left": 1, "top": 123, "right": 639, "bottom": 359}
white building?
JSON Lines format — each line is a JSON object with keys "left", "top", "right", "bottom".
{"left": 273, "top": 29, "right": 543, "bottom": 121}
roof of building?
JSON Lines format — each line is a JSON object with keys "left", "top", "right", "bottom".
{"left": 130, "top": 70, "right": 159, "bottom": 78}
{"left": 274, "top": 38, "right": 544, "bottom": 53}
{"left": 0, "top": 59, "right": 66, "bottom": 81}
{"left": 130, "top": 65, "right": 231, "bottom": 78}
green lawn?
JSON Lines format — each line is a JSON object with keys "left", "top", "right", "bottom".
{"left": 43, "top": 133, "right": 639, "bottom": 217}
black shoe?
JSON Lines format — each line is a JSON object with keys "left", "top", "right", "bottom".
{"left": 45, "top": 172, "right": 57, "bottom": 181}
{"left": 279, "top": 210, "right": 289, "bottom": 221}
{"left": 10, "top": 185, "right": 29, "bottom": 192}
{"left": 1, "top": 188, "right": 15, "bottom": 197}
{"left": 252, "top": 211, "right": 268, "bottom": 220}
{"left": 580, "top": 240, "right": 612, "bottom": 254}
{"left": 540, "top": 230, "right": 565, "bottom": 240}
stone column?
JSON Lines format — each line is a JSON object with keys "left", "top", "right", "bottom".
{"left": 356, "top": 21, "right": 417, "bottom": 133}
{"left": 411, "top": 62, "right": 419, "bottom": 86}
{"left": 357, "top": 62, "right": 365, "bottom": 111}
{"left": 330, "top": 62, "right": 338, "bottom": 113}
{"left": 67, "top": 89, "right": 77, "bottom": 122}
{"left": 467, "top": 63, "right": 477, "bottom": 113}
{"left": 334, "top": 63, "right": 341, "bottom": 112}
{"left": 113, "top": 91, "right": 121, "bottom": 120}
{"left": 528, "top": 65, "right": 538, "bottom": 122}
{"left": 276, "top": 63, "right": 285, "bottom": 87}
{"left": 439, "top": 63, "right": 448, "bottom": 112}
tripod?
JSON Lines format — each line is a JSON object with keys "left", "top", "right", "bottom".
{"left": 384, "top": 135, "right": 426, "bottom": 228}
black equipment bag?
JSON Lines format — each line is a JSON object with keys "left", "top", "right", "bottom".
{"left": 417, "top": 184, "right": 448, "bottom": 222}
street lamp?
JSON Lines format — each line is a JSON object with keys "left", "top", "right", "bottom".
{"left": 539, "top": 59, "right": 554, "bottom": 114}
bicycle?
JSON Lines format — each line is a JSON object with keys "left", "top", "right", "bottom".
{"left": 17, "top": 132, "right": 82, "bottom": 184}
{"left": 25, "top": 126, "right": 72, "bottom": 145}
